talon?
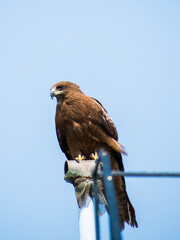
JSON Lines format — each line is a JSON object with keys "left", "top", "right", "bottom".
{"left": 99, "top": 162, "right": 103, "bottom": 167}
{"left": 75, "top": 154, "right": 86, "bottom": 162}
{"left": 90, "top": 152, "right": 99, "bottom": 160}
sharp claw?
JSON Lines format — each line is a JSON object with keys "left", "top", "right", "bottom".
{"left": 90, "top": 152, "right": 99, "bottom": 160}
{"left": 75, "top": 154, "right": 86, "bottom": 162}
{"left": 99, "top": 162, "right": 103, "bottom": 167}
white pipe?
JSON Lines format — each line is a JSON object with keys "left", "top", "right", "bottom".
{"left": 79, "top": 198, "right": 96, "bottom": 240}
{"left": 65, "top": 160, "right": 98, "bottom": 176}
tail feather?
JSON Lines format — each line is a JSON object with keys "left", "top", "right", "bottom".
{"left": 109, "top": 150, "right": 138, "bottom": 230}
{"left": 107, "top": 137, "right": 128, "bottom": 156}
{"left": 113, "top": 176, "right": 138, "bottom": 230}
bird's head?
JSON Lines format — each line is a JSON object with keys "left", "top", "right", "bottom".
{"left": 50, "top": 81, "right": 81, "bottom": 101}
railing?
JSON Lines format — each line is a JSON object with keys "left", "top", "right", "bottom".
{"left": 93, "top": 149, "right": 180, "bottom": 240}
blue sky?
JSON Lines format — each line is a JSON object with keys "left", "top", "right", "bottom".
{"left": 0, "top": 1, "right": 180, "bottom": 239}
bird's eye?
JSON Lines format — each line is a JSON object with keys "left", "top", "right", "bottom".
{"left": 56, "top": 85, "right": 64, "bottom": 90}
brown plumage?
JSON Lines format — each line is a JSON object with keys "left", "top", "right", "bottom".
{"left": 50, "top": 81, "right": 138, "bottom": 230}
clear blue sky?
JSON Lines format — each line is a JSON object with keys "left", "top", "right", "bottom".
{"left": 0, "top": 1, "right": 180, "bottom": 239}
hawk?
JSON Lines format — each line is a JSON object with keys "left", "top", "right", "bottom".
{"left": 50, "top": 81, "right": 138, "bottom": 230}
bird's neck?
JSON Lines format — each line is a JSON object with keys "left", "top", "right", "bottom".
{"left": 56, "top": 91, "right": 84, "bottom": 106}
{"left": 56, "top": 94, "right": 65, "bottom": 103}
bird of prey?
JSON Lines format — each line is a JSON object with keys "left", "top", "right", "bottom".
{"left": 50, "top": 81, "right": 138, "bottom": 230}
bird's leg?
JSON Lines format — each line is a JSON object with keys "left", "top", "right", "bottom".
{"left": 90, "top": 152, "right": 103, "bottom": 167}
{"left": 75, "top": 154, "right": 86, "bottom": 163}
{"left": 90, "top": 152, "right": 99, "bottom": 160}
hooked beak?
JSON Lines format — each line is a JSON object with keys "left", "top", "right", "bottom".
{"left": 50, "top": 89, "right": 56, "bottom": 99}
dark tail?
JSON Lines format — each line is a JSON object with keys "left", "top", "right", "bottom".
{"left": 109, "top": 150, "right": 138, "bottom": 230}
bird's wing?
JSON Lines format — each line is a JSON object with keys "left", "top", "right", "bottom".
{"left": 87, "top": 97, "right": 127, "bottom": 155}
{"left": 91, "top": 98, "right": 118, "bottom": 140}
{"left": 56, "top": 127, "right": 72, "bottom": 160}
{"left": 91, "top": 99, "right": 137, "bottom": 229}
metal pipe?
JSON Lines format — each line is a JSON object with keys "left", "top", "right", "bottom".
{"left": 79, "top": 198, "right": 96, "bottom": 240}
{"left": 99, "top": 171, "right": 180, "bottom": 177}
{"left": 98, "top": 149, "right": 122, "bottom": 240}
{"left": 65, "top": 160, "right": 98, "bottom": 176}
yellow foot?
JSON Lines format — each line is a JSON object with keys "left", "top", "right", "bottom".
{"left": 90, "top": 152, "right": 99, "bottom": 160}
{"left": 75, "top": 154, "right": 86, "bottom": 162}
{"left": 90, "top": 152, "right": 103, "bottom": 167}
